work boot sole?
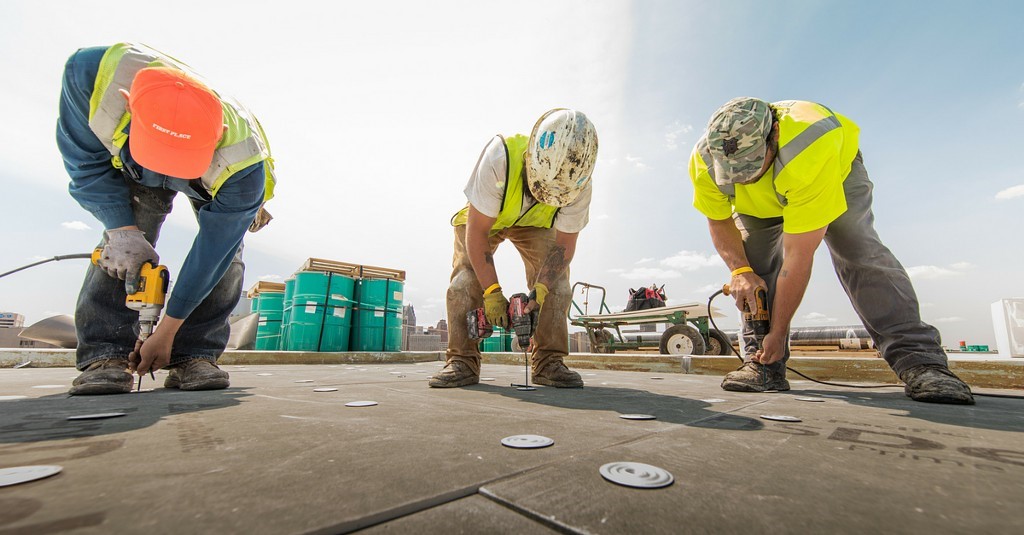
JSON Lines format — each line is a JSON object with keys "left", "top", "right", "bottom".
{"left": 164, "top": 375, "right": 230, "bottom": 391}
{"left": 68, "top": 381, "right": 133, "bottom": 396}
{"left": 721, "top": 378, "right": 790, "bottom": 392}
{"left": 428, "top": 376, "right": 479, "bottom": 388}
{"left": 905, "top": 385, "right": 975, "bottom": 405}
{"left": 532, "top": 376, "right": 584, "bottom": 388}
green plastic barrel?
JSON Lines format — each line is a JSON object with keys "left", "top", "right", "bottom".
{"left": 351, "top": 278, "right": 404, "bottom": 351}
{"left": 480, "top": 327, "right": 511, "bottom": 352}
{"left": 255, "top": 292, "right": 284, "bottom": 350}
{"left": 250, "top": 295, "right": 260, "bottom": 313}
{"left": 285, "top": 272, "right": 355, "bottom": 351}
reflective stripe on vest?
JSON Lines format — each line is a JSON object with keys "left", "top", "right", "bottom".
{"left": 705, "top": 102, "right": 842, "bottom": 207}
{"left": 451, "top": 134, "right": 560, "bottom": 232}
{"left": 87, "top": 43, "right": 276, "bottom": 202}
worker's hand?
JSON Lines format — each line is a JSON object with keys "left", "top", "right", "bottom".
{"left": 130, "top": 328, "right": 174, "bottom": 376}
{"left": 97, "top": 229, "right": 159, "bottom": 294}
{"left": 729, "top": 271, "right": 767, "bottom": 314}
{"left": 525, "top": 283, "right": 548, "bottom": 315}
{"left": 483, "top": 289, "right": 510, "bottom": 329}
{"left": 752, "top": 330, "right": 786, "bottom": 366}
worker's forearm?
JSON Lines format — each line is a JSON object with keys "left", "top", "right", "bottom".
{"left": 707, "top": 218, "right": 750, "bottom": 271}
{"left": 769, "top": 257, "right": 813, "bottom": 334}
{"left": 466, "top": 229, "right": 498, "bottom": 290}
{"left": 155, "top": 315, "right": 185, "bottom": 337}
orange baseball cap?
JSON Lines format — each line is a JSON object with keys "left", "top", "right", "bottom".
{"left": 128, "top": 67, "right": 223, "bottom": 179}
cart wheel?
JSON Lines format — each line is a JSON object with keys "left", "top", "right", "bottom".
{"left": 660, "top": 324, "right": 706, "bottom": 355}
{"left": 592, "top": 329, "right": 615, "bottom": 353}
{"left": 706, "top": 328, "right": 733, "bottom": 356}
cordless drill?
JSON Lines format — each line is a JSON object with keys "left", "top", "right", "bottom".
{"left": 722, "top": 284, "right": 770, "bottom": 350}
{"left": 465, "top": 292, "right": 537, "bottom": 346}
{"left": 91, "top": 248, "right": 170, "bottom": 344}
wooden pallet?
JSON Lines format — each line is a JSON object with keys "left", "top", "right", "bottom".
{"left": 246, "top": 280, "right": 286, "bottom": 298}
{"left": 298, "top": 258, "right": 405, "bottom": 281}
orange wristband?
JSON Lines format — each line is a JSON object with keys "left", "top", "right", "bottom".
{"left": 731, "top": 266, "right": 754, "bottom": 277}
{"left": 483, "top": 283, "right": 502, "bottom": 296}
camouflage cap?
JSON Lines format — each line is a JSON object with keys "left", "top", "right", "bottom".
{"left": 705, "top": 97, "right": 773, "bottom": 185}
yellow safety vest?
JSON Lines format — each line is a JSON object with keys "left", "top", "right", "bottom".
{"left": 451, "top": 134, "right": 559, "bottom": 233}
{"left": 87, "top": 43, "right": 277, "bottom": 205}
{"left": 691, "top": 100, "right": 860, "bottom": 233}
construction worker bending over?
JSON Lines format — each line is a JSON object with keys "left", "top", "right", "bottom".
{"left": 690, "top": 98, "right": 973, "bottom": 404}
{"left": 57, "top": 43, "right": 276, "bottom": 395}
{"left": 430, "top": 109, "right": 598, "bottom": 388}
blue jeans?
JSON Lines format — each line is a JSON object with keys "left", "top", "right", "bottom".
{"left": 75, "top": 178, "right": 244, "bottom": 370}
{"left": 734, "top": 152, "right": 946, "bottom": 377}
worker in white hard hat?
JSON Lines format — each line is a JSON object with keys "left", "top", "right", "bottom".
{"left": 430, "top": 108, "right": 598, "bottom": 388}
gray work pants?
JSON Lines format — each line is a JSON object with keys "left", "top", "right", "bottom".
{"left": 734, "top": 152, "right": 946, "bottom": 377}
{"left": 445, "top": 224, "right": 571, "bottom": 374}
{"left": 74, "top": 179, "right": 244, "bottom": 370}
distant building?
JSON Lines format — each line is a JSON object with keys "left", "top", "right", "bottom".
{"left": 403, "top": 304, "right": 416, "bottom": 327}
{"left": 407, "top": 333, "right": 442, "bottom": 351}
{"left": 569, "top": 331, "right": 591, "bottom": 353}
{"left": 0, "top": 312, "right": 58, "bottom": 349}
{"left": 0, "top": 313, "right": 25, "bottom": 329}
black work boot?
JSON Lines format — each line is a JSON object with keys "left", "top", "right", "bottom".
{"left": 900, "top": 364, "right": 974, "bottom": 405}
{"left": 69, "top": 358, "right": 133, "bottom": 395}
{"left": 165, "top": 359, "right": 230, "bottom": 391}
{"left": 532, "top": 361, "right": 584, "bottom": 388}
{"left": 721, "top": 361, "right": 790, "bottom": 392}
{"left": 428, "top": 360, "right": 480, "bottom": 388}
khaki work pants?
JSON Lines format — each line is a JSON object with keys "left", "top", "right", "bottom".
{"left": 445, "top": 224, "right": 571, "bottom": 375}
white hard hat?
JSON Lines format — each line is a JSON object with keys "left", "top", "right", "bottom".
{"left": 526, "top": 108, "right": 598, "bottom": 207}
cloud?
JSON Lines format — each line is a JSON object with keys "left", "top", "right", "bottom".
{"left": 906, "top": 265, "right": 961, "bottom": 280}
{"left": 801, "top": 312, "right": 837, "bottom": 324}
{"left": 933, "top": 316, "right": 965, "bottom": 323}
{"left": 634, "top": 257, "right": 654, "bottom": 265}
{"left": 61, "top": 221, "right": 92, "bottom": 231}
{"left": 695, "top": 283, "right": 722, "bottom": 293}
{"left": 949, "top": 262, "right": 974, "bottom": 270}
{"left": 995, "top": 184, "right": 1024, "bottom": 200}
{"left": 608, "top": 268, "right": 625, "bottom": 274}
{"left": 615, "top": 267, "right": 682, "bottom": 281}
{"left": 259, "top": 274, "right": 283, "bottom": 281}
{"left": 625, "top": 154, "right": 648, "bottom": 170}
{"left": 665, "top": 120, "right": 694, "bottom": 150}
{"left": 593, "top": 213, "right": 610, "bottom": 221}
{"left": 660, "top": 250, "right": 724, "bottom": 271}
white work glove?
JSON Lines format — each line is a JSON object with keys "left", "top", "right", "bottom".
{"left": 96, "top": 229, "right": 159, "bottom": 294}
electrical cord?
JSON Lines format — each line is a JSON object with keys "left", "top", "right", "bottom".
{"left": 0, "top": 253, "right": 92, "bottom": 279}
{"left": 706, "top": 289, "right": 1021, "bottom": 399}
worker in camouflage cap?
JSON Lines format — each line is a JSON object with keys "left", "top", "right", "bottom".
{"left": 705, "top": 97, "right": 774, "bottom": 185}
{"left": 687, "top": 97, "right": 974, "bottom": 405}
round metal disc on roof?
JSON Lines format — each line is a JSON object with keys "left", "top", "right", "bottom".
{"left": 480, "top": 377, "right": 496, "bottom": 381}
{"left": 619, "top": 414, "right": 657, "bottom": 420}
{"left": 760, "top": 414, "right": 802, "bottom": 422}
{"left": 313, "top": 388, "right": 338, "bottom": 392}
{"left": 294, "top": 380, "right": 314, "bottom": 383}
{"left": 701, "top": 398, "right": 727, "bottom": 403}
{"left": 599, "top": 462, "right": 674, "bottom": 489}
{"left": 795, "top": 397, "right": 825, "bottom": 402}
{"left": 501, "top": 435, "right": 554, "bottom": 449}
{"left": 256, "top": 373, "right": 273, "bottom": 376}
{"left": 66, "top": 412, "right": 126, "bottom": 421}
{"left": 649, "top": 377, "right": 664, "bottom": 380}
{"left": 32, "top": 385, "right": 65, "bottom": 389}
{"left": 0, "top": 396, "right": 28, "bottom": 401}
{"left": 345, "top": 401, "right": 378, "bottom": 407}
{"left": 0, "top": 466, "right": 63, "bottom": 488}
{"left": 515, "top": 386, "right": 536, "bottom": 391}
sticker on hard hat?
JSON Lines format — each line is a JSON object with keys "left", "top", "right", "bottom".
{"left": 539, "top": 131, "right": 556, "bottom": 149}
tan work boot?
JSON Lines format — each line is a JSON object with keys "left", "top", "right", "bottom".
{"left": 69, "top": 358, "right": 133, "bottom": 395}
{"left": 532, "top": 361, "right": 584, "bottom": 388}
{"left": 428, "top": 360, "right": 480, "bottom": 388}
{"left": 721, "top": 361, "right": 790, "bottom": 392}
{"left": 900, "top": 364, "right": 974, "bottom": 405}
{"left": 165, "top": 359, "right": 230, "bottom": 391}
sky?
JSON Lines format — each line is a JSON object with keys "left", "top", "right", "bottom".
{"left": 0, "top": 0, "right": 1021, "bottom": 347}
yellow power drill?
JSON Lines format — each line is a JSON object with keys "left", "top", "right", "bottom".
{"left": 722, "top": 284, "right": 770, "bottom": 350}
{"left": 91, "top": 248, "right": 170, "bottom": 343}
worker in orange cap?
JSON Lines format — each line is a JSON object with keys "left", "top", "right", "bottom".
{"left": 57, "top": 43, "right": 277, "bottom": 395}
